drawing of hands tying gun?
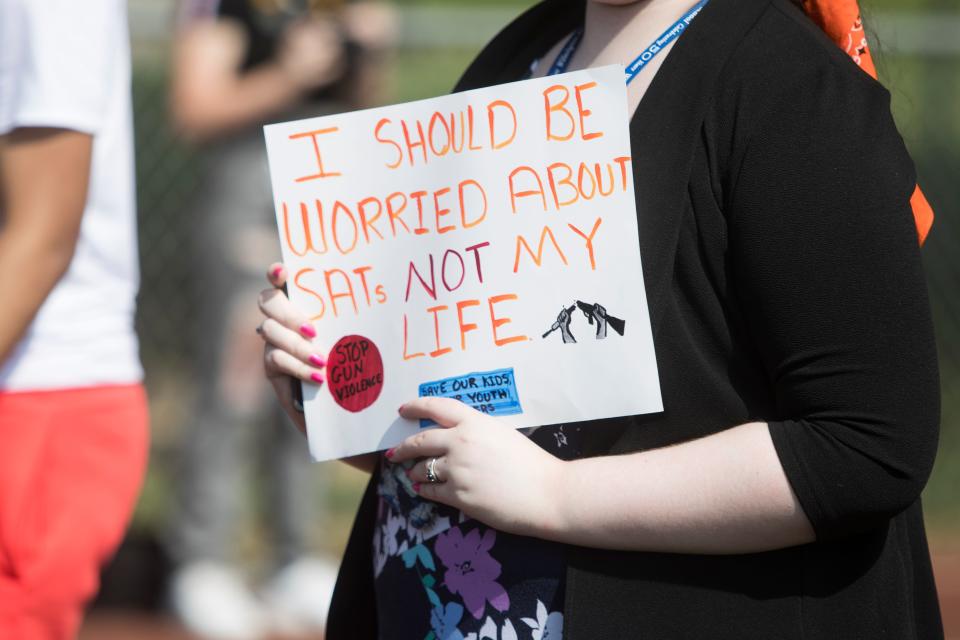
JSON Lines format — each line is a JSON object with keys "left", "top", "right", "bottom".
{"left": 542, "top": 304, "right": 578, "bottom": 343}
{"left": 542, "top": 300, "right": 626, "bottom": 343}
{"left": 576, "top": 300, "right": 626, "bottom": 339}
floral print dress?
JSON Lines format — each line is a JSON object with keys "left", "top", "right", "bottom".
{"left": 373, "top": 425, "right": 581, "bottom": 640}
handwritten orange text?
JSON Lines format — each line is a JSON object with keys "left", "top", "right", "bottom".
{"left": 402, "top": 292, "right": 528, "bottom": 360}
{"left": 374, "top": 99, "right": 519, "bottom": 169}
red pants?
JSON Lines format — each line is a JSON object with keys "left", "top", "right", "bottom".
{"left": 0, "top": 385, "right": 149, "bottom": 639}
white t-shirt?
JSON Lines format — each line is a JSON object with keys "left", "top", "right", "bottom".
{"left": 0, "top": 0, "right": 143, "bottom": 390}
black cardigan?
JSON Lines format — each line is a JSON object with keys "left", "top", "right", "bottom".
{"left": 328, "top": 0, "right": 943, "bottom": 637}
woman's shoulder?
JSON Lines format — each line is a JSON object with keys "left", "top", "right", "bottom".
{"left": 720, "top": 0, "right": 888, "bottom": 108}
{"left": 705, "top": 0, "right": 903, "bottom": 172}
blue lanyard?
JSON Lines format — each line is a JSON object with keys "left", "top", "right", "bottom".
{"left": 547, "top": 0, "right": 709, "bottom": 85}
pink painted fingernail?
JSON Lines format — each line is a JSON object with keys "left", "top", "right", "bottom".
{"left": 310, "top": 372, "right": 325, "bottom": 384}
{"left": 309, "top": 354, "right": 326, "bottom": 367}
{"left": 385, "top": 447, "right": 396, "bottom": 459}
{"left": 413, "top": 483, "right": 421, "bottom": 493}
{"left": 300, "top": 323, "right": 317, "bottom": 339}
{"left": 271, "top": 266, "right": 283, "bottom": 280}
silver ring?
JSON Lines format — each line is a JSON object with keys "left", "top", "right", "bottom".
{"left": 426, "top": 457, "right": 441, "bottom": 483}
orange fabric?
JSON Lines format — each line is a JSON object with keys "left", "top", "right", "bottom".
{"left": 803, "top": 0, "right": 934, "bottom": 244}
{"left": 0, "top": 385, "right": 149, "bottom": 640}
{"left": 909, "top": 185, "right": 935, "bottom": 246}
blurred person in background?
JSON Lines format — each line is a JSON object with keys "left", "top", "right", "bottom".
{"left": 166, "top": 1, "right": 396, "bottom": 638}
{"left": 0, "top": 1, "right": 150, "bottom": 638}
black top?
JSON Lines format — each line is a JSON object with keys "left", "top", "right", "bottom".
{"left": 327, "top": 0, "right": 943, "bottom": 637}
{"left": 180, "top": 0, "right": 356, "bottom": 101}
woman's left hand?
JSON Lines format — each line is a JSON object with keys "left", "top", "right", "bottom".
{"left": 389, "top": 397, "right": 565, "bottom": 539}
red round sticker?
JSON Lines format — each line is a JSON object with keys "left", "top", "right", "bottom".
{"left": 327, "top": 335, "right": 384, "bottom": 413}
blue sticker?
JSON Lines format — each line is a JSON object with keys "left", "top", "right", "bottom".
{"left": 418, "top": 368, "right": 523, "bottom": 427}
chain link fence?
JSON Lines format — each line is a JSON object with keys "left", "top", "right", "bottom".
{"left": 127, "top": 1, "right": 960, "bottom": 544}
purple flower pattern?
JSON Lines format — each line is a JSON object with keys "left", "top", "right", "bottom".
{"left": 434, "top": 526, "right": 510, "bottom": 620}
{"left": 374, "top": 449, "right": 569, "bottom": 639}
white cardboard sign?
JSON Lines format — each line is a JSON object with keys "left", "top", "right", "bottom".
{"left": 264, "top": 65, "right": 662, "bottom": 461}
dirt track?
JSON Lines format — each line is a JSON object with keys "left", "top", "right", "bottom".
{"left": 78, "top": 615, "right": 322, "bottom": 640}
{"left": 935, "top": 541, "right": 960, "bottom": 638}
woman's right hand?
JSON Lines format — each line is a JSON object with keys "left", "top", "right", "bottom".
{"left": 257, "top": 263, "right": 327, "bottom": 435}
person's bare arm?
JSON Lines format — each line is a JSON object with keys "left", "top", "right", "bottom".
{"left": 170, "top": 19, "right": 344, "bottom": 141}
{"left": 552, "top": 421, "right": 815, "bottom": 552}
{"left": 0, "top": 128, "right": 92, "bottom": 364}
{"left": 392, "top": 399, "right": 814, "bottom": 554}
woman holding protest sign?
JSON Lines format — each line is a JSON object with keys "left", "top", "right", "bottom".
{"left": 257, "top": 0, "right": 942, "bottom": 637}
